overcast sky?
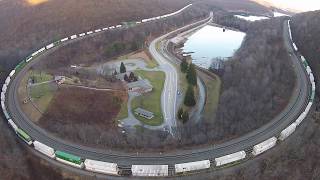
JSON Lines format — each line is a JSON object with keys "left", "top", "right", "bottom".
{"left": 266, "top": 0, "right": 320, "bottom": 11}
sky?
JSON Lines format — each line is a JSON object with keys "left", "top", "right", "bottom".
{"left": 266, "top": 0, "right": 320, "bottom": 12}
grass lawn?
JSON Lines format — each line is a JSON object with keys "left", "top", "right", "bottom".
{"left": 145, "top": 58, "right": 158, "bottom": 69}
{"left": 30, "top": 83, "right": 56, "bottom": 112}
{"left": 30, "top": 70, "right": 53, "bottom": 83}
{"left": 131, "top": 70, "right": 165, "bottom": 126}
{"left": 201, "top": 72, "right": 221, "bottom": 121}
{"left": 116, "top": 99, "right": 129, "bottom": 120}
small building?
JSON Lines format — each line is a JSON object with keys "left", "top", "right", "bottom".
{"left": 127, "top": 79, "right": 152, "bottom": 94}
{"left": 135, "top": 108, "right": 154, "bottom": 119}
{"left": 54, "top": 76, "right": 65, "bottom": 84}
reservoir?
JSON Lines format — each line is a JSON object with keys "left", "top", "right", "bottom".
{"left": 182, "top": 25, "right": 245, "bottom": 69}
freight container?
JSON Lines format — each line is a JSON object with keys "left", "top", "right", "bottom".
{"left": 175, "top": 160, "right": 210, "bottom": 173}
{"left": 16, "top": 128, "right": 33, "bottom": 145}
{"left": 86, "top": 31, "right": 93, "bottom": 35}
{"left": 279, "top": 123, "right": 297, "bottom": 141}
{"left": 9, "top": 70, "right": 16, "bottom": 77}
{"left": 1, "top": 92, "right": 5, "bottom": 101}
{"left": 46, "top": 43, "right": 54, "bottom": 50}
{"left": 3, "top": 108, "right": 10, "bottom": 120}
{"left": 295, "top": 112, "right": 307, "bottom": 126}
{"left": 293, "top": 43, "right": 298, "bottom": 51}
{"left": 310, "top": 73, "right": 314, "bottom": 82}
{"left": 60, "top": 37, "right": 69, "bottom": 42}
{"left": 306, "top": 66, "right": 312, "bottom": 75}
{"left": 131, "top": 165, "right": 168, "bottom": 177}
{"left": 252, "top": 137, "right": 277, "bottom": 156}
{"left": 55, "top": 151, "right": 84, "bottom": 168}
{"left": 2, "top": 84, "right": 7, "bottom": 93}
{"left": 215, "top": 151, "right": 246, "bottom": 166}
{"left": 26, "top": 56, "right": 33, "bottom": 63}
{"left": 33, "top": 141, "right": 55, "bottom": 159}
{"left": 310, "top": 91, "right": 315, "bottom": 102}
{"left": 8, "top": 119, "right": 18, "bottom": 131}
{"left": 102, "top": 27, "right": 109, "bottom": 31}
{"left": 79, "top": 33, "right": 86, "bottom": 37}
{"left": 70, "top": 35, "right": 77, "bottom": 40}
{"left": 84, "top": 159, "right": 119, "bottom": 175}
{"left": 94, "top": 29, "right": 102, "bottom": 33}
{"left": 312, "top": 82, "right": 316, "bottom": 91}
{"left": 109, "top": 26, "right": 115, "bottom": 29}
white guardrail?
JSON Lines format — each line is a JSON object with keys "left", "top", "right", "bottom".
{"left": 0, "top": 6, "right": 315, "bottom": 177}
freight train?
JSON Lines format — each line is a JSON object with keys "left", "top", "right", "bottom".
{"left": 0, "top": 15, "right": 315, "bottom": 177}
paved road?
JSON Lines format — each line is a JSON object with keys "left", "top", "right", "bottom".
{"left": 5, "top": 18, "right": 311, "bottom": 178}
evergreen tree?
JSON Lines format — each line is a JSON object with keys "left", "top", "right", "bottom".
{"left": 120, "top": 62, "right": 126, "bottom": 73}
{"left": 180, "top": 58, "right": 189, "bottom": 73}
{"left": 129, "top": 72, "right": 135, "bottom": 81}
{"left": 186, "top": 63, "right": 197, "bottom": 86}
{"left": 181, "top": 111, "right": 189, "bottom": 123}
{"left": 124, "top": 74, "right": 129, "bottom": 82}
{"left": 177, "top": 108, "right": 183, "bottom": 120}
{"left": 184, "top": 85, "right": 196, "bottom": 107}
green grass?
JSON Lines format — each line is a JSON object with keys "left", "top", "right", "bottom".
{"left": 30, "top": 83, "right": 55, "bottom": 112}
{"left": 145, "top": 58, "right": 159, "bottom": 69}
{"left": 116, "top": 99, "right": 129, "bottom": 120}
{"left": 30, "top": 70, "right": 53, "bottom": 83}
{"left": 202, "top": 73, "right": 221, "bottom": 121}
{"left": 131, "top": 70, "right": 165, "bottom": 126}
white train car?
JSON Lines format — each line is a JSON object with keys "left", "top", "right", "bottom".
{"left": 46, "top": 43, "right": 54, "bottom": 50}
{"left": 175, "top": 160, "right": 210, "bottom": 173}
{"left": 60, "top": 37, "right": 69, "bottom": 42}
{"left": 26, "top": 56, "right": 33, "bottom": 63}
{"left": 131, "top": 165, "right": 168, "bottom": 177}
{"left": 70, "top": 35, "right": 77, "bottom": 40}
{"left": 5, "top": 77, "right": 10, "bottom": 85}
{"left": 109, "top": 26, "right": 115, "bottom": 29}
{"left": 306, "top": 66, "right": 312, "bottom": 75}
{"left": 94, "top": 29, "right": 102, "bottom": 33}
{"left": 305, "top": 102, "right": 313, "bottom": 114}
{"left": 79, "top": 33, "right": 86, "bottom": 37}
{"left": 310, "top": 73, "right": 315, "bottom": 82}
{"left": 293, "top": 43, "right": 298, "bottom": 51}
{"left": 8, "top": 119, "right": 18, "bottom": 131}
{"left": 84, "top": 159, "right": 119, "bottom": 175}
{"left": 215, "top": 151, "right": 246, "bottom": 166}
{"left": 312, "top": 82, "right": 316, "bottom": 91}
{"left": 31, "top": 51, "right": 39, "bottom": 57}
{"left": 102, "top": 27, "right": 109, "bottom": 31}
{"left": 9, "top": 70, "right": 16, "bottom": 77}
{"left": 115, "top": 25, "right": 122, "bottom": 28}
{"left": 86, "top": 31, "right": 93, "bottom": 35}
{"left": 33, "top": 141, "right": 55, "bottom": 159}
{"left": 2, "top": 84, "right": 7, "bottom": 93}
{"left": 38, "top": 47, "right": 46, "bottom": 54}
{"left": 1, "top": 92, "right": 5, "bottom": 101}
{"left": 1, "top": 100, "right": 6, "bottom": 111}
{"left": 295, "top": 112, "right": 307, "bottom": 126}
{"left": 252, "top": 137, "right": 277, "bottom": 156}
{"left": 279, "top": 123, "right": 297, "bottom": 141}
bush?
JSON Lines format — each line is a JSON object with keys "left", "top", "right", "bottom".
{"left": 184, "top": 85, "right": 196, "bottom": 107}
{"left": 186, "top": 63, "right": 197, "bottom": 86}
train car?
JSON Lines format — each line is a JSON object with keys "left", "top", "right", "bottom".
{"left": 310, "top": 90, "right": 315, "bottom": 102}
{"left": 109, "top": 26, "right": 115, "bottom": 29}
{"left": 5, "top": 76, "right": 10, "bottom": 85}
{"left": 295, "top": 112, "right": 307, "bottom": 126}
{"left": 70, "top": 35, "right": 77, "bottom": 40}
{"left": 1, "top": 92, "right": 5, "bottom": 101}
{"left": 310, "top": 73, "right": 315, "bottom": 83}
{"left": 293, "top": 43, "right": 298, "bottom": 51}
{"left": 86, "top": 31, "right": 93, "bottom": 35}
{"left": 9, "top": 70, "right": 16, "bottom": 77}
{"left": 55, "top": 151, "right": 84, "bottom": 168}
{"left": 8, "top": 119, "right": 18, "bottom": 132}
{"left": 131, "top": 165, "right": 168, "bottom": 177}
{"left": 46, "top": 43, "right": 54, "bottom": 50}
{"left": 94, "top": 29, "right": 102, "bottom": 33}
{"left": 26, "top": 56, "right": 33, "bottom": 63}
{"left": 279, "top": 123, "right": 297, "bottom": 141}
{"left": 115, "top": 25, "right": 122, "bottom": 28}
{"left": 2, "top": 107, "right": 10, "bottom": 120}
{"left": 136, "top": 21, "right": 141, "bottom": 24}
{"left": 215, "top": 151, "right": 246, "bottom": 166}
{"left": 312, "top": 82, "right": 316, "bottom": 91}
{"left": 60, "top": 37, "right": 69, "bottom": 42}
{"left": 38, "top": 47, "right": 46, "bottom": 54}
{"left": 102, "top": 27, "right": 109, "bottom": 31}
{"left": 33, "top": 141, "right": 55, "bottom": 159}
{"left": 252, "top": 137, "right": 277, "bottom": 156}
{"left": 175, "top": 160, "right": 210, "bottom": 173}
{"left": 16, "top": 128, "right": 33, "bottom": 145}
{"left": 1, "top": 100, "right": 6, "bottom": 111}
{"left": 2, "top": 84, "right": 7, "bottom": 93}
{"left": 84, "top": 159, "right": 119, "bottom": 175}
{"left": 79, "top": 33, "right": 86, "bottom": 37}
{"left": 15, "top": 61, "right": 27, "bottom": 72}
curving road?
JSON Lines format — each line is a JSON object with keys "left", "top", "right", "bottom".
{"left": 5, "top": 18, "right": 311, "bottom": 176}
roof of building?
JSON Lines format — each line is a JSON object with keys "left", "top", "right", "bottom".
{"left": 135, "top": 108, "right": 154, "bottom": 117}
{"left": 127, "top": 79, "right": 152, "bottom": 89}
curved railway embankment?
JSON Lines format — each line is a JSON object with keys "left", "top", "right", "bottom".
{"left": 0, "top": 5, "right": 316, "bottom": 178}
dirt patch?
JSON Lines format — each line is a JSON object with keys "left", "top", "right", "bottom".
{"left": 38, "top": 86, "right": 128, "bottom": 147}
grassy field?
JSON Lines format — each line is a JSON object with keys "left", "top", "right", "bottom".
{"left": 116, "top": 98, "right": 129, "bottom": 120}
{"left": 201, "top": 72, "right": 221, "bottom": 121}
{"left": 30, "top": 83, "right": 56, "bottom": 112}
{"left": 30, "top": 70, "right": 53, "bottom": 83}
{"left": 131, "top": 70, "right": 165, "bottom": 126}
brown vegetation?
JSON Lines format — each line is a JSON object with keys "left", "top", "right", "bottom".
{"left": 38, "top": 86, "right": 127, "bottom": 147}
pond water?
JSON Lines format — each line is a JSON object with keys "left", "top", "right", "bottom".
{"left": 182, "top": 25, "right": 246, "bottom": 69}
{"left": 235, "top": 15, "right": 269, "bottom": 21}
